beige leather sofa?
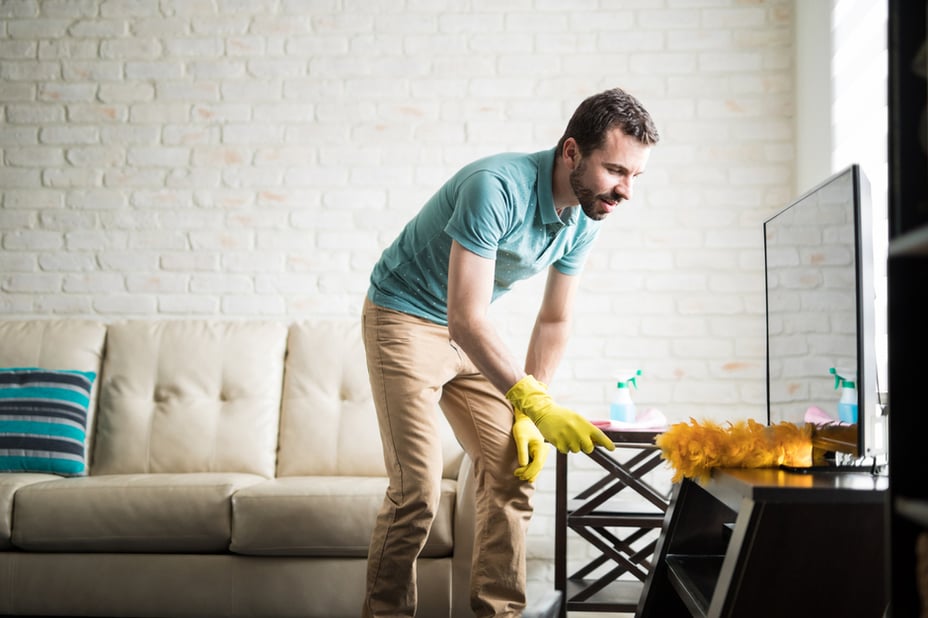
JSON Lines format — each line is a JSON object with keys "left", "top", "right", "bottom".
{"left": 0, "top": 319, "right": 475, "bottom": 618}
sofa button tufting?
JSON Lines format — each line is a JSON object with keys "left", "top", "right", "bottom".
{"left": 0, "top": 317, "right": 470, "bottom": 617}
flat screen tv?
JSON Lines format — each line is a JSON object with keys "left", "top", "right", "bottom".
{"left": 764, "top": 164, "right": 887, "bottom": 465}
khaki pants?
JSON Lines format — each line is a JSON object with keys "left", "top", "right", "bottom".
{"left": 361, "top": 298, "right": 534, "bottom": 618}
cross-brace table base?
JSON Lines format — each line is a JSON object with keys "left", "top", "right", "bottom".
{"left": 554, "top": 429, "right": 669, "bottom": 616}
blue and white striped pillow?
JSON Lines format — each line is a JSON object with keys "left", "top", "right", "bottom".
{"left": 0, "top": 367, "right": 96, "bottom": 476}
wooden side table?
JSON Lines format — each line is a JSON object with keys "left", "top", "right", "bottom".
{"left": 554, "top": 428, "right": 669, "bottom": 616}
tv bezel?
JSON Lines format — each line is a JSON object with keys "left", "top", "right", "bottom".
{"left": 763, "top": 164, "right": 886, "bottom": 462}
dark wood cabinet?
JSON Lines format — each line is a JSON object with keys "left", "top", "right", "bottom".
{"left": 637, "top": 468, "right": 887, "bottom": 618}
{"left": 887, "top": 1, "right": 928, "bottom": 615}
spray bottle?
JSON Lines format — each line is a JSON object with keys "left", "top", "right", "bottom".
{"left": 829, "top": 367, "right": 858, "bottom": 423}
{"left": 610, "top": 370, "right": 642, "bottom": 423}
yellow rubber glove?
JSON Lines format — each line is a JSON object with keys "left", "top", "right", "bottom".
{"left": 506, "top": 375, "right": 615, "bottom": 454}
{"left": 512, "top": 410, "right": 549, "bottom": 482}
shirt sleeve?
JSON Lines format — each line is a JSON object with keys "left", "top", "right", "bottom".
{"left": 443, "top": 170, "right": 513, "bottom": 260}
{"left": 553, "top": 225, "right": 600, "bottom": 275}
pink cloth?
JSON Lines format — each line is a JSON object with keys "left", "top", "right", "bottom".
{"left": 592, "top": 407, "right": 668, "bottom": 431}
{"left": 804, "top": 405, "right": 851, "bottom": 426}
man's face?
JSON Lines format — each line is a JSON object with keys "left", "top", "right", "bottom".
{"left": 568, "top": 128, "right": 651, "bottom": 221}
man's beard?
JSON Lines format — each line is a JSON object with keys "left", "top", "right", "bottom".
{"left": 568, "top": 158, "right": 617, "bottom": 221}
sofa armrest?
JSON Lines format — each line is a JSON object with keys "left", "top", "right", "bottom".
{"left": 451, "top": 454, "right": 475, "bottom": 618}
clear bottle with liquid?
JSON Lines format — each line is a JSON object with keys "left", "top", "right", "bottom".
{"left": 830, "top": 367, "right": 858, "bottom": 423}
{"left": 609, "top": 370, "right": 641, "bottom": 422}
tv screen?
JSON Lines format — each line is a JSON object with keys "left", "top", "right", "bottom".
{"left": 764, "top": 164, "right": 886, "bottom": 462}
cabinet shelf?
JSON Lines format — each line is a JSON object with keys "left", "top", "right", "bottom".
{"left": 888, "top": 224, "right": 928, "bottom": 256}
{"left": 666, "top": 554, "right": 724, "bottom": 618}
{"left": 895, "top": 496, "right": 928, "bottom": 528}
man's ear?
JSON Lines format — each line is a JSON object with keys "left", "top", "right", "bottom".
{"left": 561, "top": 137, "right": 580, "bottom": 169}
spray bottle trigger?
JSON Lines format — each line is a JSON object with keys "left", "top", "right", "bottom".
{"left": 829, "top": 367, "right": 847, "bottom": 390}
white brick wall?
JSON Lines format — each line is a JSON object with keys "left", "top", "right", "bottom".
{"left": 0, "top": 0, "right": 795, "bottom": 590}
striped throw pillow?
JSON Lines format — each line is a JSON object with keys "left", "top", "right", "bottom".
{"left": 0, "top": 367, "right": 96, "bottom": 476}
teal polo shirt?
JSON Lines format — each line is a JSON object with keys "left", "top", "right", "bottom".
{"left": 367, "top": 148, "right": 602, "bottom": 325}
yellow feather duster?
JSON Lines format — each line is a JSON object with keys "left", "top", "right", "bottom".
{"left": 655, "top": 418, "right": 813, "bottom": 483}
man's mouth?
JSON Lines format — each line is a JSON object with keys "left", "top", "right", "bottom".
{"left": 599, "top": 197, "right": 618, "bottom": 213}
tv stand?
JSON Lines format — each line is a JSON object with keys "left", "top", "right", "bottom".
{"left": 636, "top": 468, "right": 887, "bottom": 617}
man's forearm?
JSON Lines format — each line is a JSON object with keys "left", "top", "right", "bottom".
{"left": 447, "top": 312, "right": 527, "bottom": 396}
{"left": 524, "top": 318, "right": 571, "bottom": 385}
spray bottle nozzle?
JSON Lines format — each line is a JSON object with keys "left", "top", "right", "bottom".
{"left": 617, "top": 369, "right": 642, "bottom": 390}
{"left": 829, "top": 367, "right": 853, "bottom": 390}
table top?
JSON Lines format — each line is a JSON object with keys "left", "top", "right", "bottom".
{"left": 601, "top": 427, "right": 665, "bottom": 444}
{"left": 706, "top": 467, "right": 888, "bottom": 511}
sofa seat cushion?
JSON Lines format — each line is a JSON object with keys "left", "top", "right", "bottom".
{"left": 230, "top": 476, "right": 457, "bottom": 558}
{"left": 0, "top": 473, "right": 60, "bottom": 550}
{"left": 11, "top": 472, "right": 265, "bottom": 552}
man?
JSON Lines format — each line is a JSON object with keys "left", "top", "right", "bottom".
{"left": 362, "top": 88, "right": 659, "bottom": 617}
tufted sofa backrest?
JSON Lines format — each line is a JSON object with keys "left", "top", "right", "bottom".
{"left": 0, "top": 319, "right": 465, "bottom": 481}
{"left": 91, "top": 320, "right": 288, "bottom": 477}
{"left": 277, "top": 320, "right": 464, "bottom": 479}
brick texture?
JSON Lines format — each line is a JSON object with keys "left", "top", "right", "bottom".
{"left": 0, "top": 0, "right": 796, "bottom": 586}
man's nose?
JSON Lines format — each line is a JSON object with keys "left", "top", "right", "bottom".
{"left": 615, "top": 177, "right": 632, "bottom": 201}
